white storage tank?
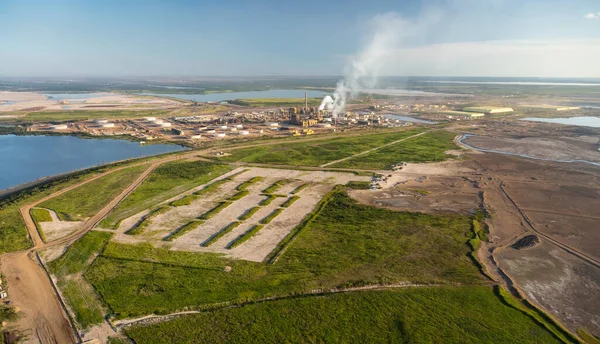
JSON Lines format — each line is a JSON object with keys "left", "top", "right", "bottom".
{"left": 318, "top": 123, "right": 332, "bottom": 128}
{"left": 190, "top": 134, "right": 202, "bottom": 139}
{"left": 95, "top": 119, "right": 109, "bottom": 124}
{"left": 144, "top": 117, "right": 157, "bottom": 121}
{"left": 214, "top": 133, "right": 226, "bottom": 138}
{"left": 206, "top": 130, "right": 216, "bottom": 134}
{"left": 101, "top": 123, "right": 115, "bottom": 128}
{"left": 160, "top": 122, "right": 172, "bottom": 127}
{"left": 238, "top": 130, "right": 250, "bottom": 135}
{"left": 219, "top": 125, "right": 228, "bottom": 129}
{"left": 235, "top": 124, "right": 243, "bottom": 129}
{"left": 153, "top": 119, "right": 164, "bottom": 125}
{"left": 50, "top": 124, "right": 68, "bottom": 130}
{"left": 230, "top": 128, "right": 237, "bottom": 132}
{"left": 266, "top": 122, "right": 279, "bottom": 127}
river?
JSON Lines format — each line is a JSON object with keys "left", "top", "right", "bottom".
{"left": 0, "top": 135, "right": 186, "bottom": 191}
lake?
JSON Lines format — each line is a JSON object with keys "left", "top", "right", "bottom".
{"left": 382, "top": 114, "right": 437, "bottom": 124}
{"left": 43, "top": 93, "right": 111, "bottom": 100}
{"left": 138, "top": 89, "right": 328, "bottom": 102}
{"left": 521, "top": 117, "right": 600, "bottom": 128}
{"left": 0, "top": 135, "right": 186, "bottom": 191}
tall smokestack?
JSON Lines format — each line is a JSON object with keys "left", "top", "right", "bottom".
{"left": 304, "top": 92, "right": 307, "bottom": 112}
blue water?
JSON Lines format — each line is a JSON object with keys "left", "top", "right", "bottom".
{"left": 521, "top": 117, "right": 600, "bottom": 128}
{"left": 0, "top": 135, "right": 186, "bottom": 191}
{"left": 382, "top": 114, "right": 437, "bottom": 124}
{"left": 44, "top": 93, "right": 109, "bottom": 100}
{"left": 138, "top": 89, "right": 328, "bottom": 102}
{"left": 0, "top": 101, "right": 17, "bottom": 106}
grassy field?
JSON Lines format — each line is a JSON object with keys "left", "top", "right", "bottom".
{"left": 332, "top": 131, "right": 459, "bottom": 170}
{"left": 87, "top": 190, "right": 483, "bottom": 318}
{"left": 124, "top": 287, "right": 561, "bottom": 344}
{"left": 30, "top": 208, "right": 52, "bottom": 242}
{"left": 40, "top": 164, "right": 148, "bottom": 221}
{"left": 49, "top": 231, "right": 113, "bottom": 329}
{"left": 228, "top": 98, "right": 323, "bottom": 107}
{"left": 20, "top": 109, "right": 169, "bottom": 122}
{"left": 99, "top": 161, "right": 233, "bottom": 229}
{"left": 218, "top": 128, "right": 424, "bottom": 166}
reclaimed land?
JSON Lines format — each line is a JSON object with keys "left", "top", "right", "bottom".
{"left": 332, "top": 131, "right": 458, "bottom": 170}
{"left": 218, "top": 128, "right": 425, "bottom": 166}
{"left": 40, "top": 164, "right": 149, "bottom": 221}
{"left": 99, "top": 161, "right": 232, "bottom": 229}
{"left": 87, "top": 190, "right": 484, "bottom": 318}
{"left": 124, "top": 287, "right": 561, "bottom": 344}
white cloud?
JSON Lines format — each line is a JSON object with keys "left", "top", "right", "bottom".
{"left": 584, "top": 12, "right": 600, "bottom": 19}
{"left": 374, "top": 39, "right": 600, "bottom": 77}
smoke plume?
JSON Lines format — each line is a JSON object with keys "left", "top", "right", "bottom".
{"left": 320, "top": 11, "right": 439, "bottom": 116}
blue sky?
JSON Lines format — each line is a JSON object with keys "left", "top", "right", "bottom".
{"left": 1, "top": 0, "right": 599, "bottom": 77}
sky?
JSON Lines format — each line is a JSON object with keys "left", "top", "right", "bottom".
{"left": 1, "top": 0, "right": 599, "bottom": 77}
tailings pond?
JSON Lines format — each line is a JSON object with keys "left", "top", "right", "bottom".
{"left": 138, "top": 89, "right": 327, "bottom": 102}
{"left": 521, "top": 116, "right": 600, "bottom": 128}
{"left": 0, "top": 135, "right": 185, "bottom": 191}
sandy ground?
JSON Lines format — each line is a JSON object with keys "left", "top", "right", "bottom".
{"left": 38, "top": 209, "right": 82, "bottom": 242}
{"left": 496, "top": 242, "right": 600, "bottom": 335}
{"left": 0, "top": 252, "right": 77, "bottom": 344}
{"left": 0, "top": 91, "right": 179, "bottom": 112}
{"left": 110, "top": 167, "right": 368, "bottom": 261}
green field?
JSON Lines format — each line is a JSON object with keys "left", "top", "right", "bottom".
{"left": 49, "top": 231, "right": 113, "bottom": 329}
{"left": 228, "top": 98, "right": 323, "bottom": 107}
{"left": 19, "top": 109, "right": 169, "bottom": 122}
{"left": 99, "top": 161, "right": 233, "bottom": 229}
{"left": 332, "top": 131, "right": 458, "bottom": 170}
{"left": 87, "top": 190, "right": 482, "bottom": 318}
{"left": 30, "top": 208, "right": 52, "bottom": 242}
{"left": 218, "top": 129, "right": 424, "bottom": 166}
{"left": 124, "top": 287, "right": 561, "bottom": 344}
{"left": 40, "top": 164, "right": 148, "bottom": 221}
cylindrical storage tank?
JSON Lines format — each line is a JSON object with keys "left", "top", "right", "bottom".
{"left": 190, "top": 134, "right": 202, "bottom": 139}
{"left": 324, "top": 118, "right": 332, "bottom": 122}
{"left": 238, "top": 130, "right": 249, "bottom": 135}
{"left": 235, "top": 124, "right": 243, "bottom": 129}
{"left": 95, "top": 119, "right": 109, "bottom": 124}
{"left": 144, "top": 117, "right": 157, "bottom": 121}
{"left": 160, "top": 122, "right": 172, "bottom": 127}
{"left": 101, "top": 123, "right": 115, "bottom": 128}
{"left": 153, "top": 119, "right": 164, "bottom": 125}
{"left": 219, "top": 125, "right": 227, "bottom": 129}
{"left": 229, "top": 128, "right": 237, "bottom": 132}
{"left": 206, "top": 130, "right": 216, "bottom": 134}
{"left": 267, "top": 122, "right": 279, "bottom": 127}
{"left": 51, "top": 124, "right": 68, "bottom": 130}
{"left": 214, "top": 133, "right": 226, "bottom": 138}
{"left": 317, "top": 123, "right": 332, "bottom": 128}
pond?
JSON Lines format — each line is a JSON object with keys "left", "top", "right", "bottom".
{"left": 0, "top": 135, "right": 186, "bottom": 191}
{"left": 138, "top": 89, "right": 328, "bottom": 102}
{"left": 521, "top": 117, "right": 600, "bottom": 128}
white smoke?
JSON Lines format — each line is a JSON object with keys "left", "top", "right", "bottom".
{"left": 321, "top": 11, "right": 440, "bottom": 117}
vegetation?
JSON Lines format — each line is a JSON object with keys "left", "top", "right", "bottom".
{"left": 236, "top": 177, "right": 264, "bottom": 191}
{"left": 126, "top": 206, "right": 171, "bottom": 235}
{"left": 262, "top": 180, "right": 288, "bottom": 194}
{"left": 193, "top": 178, "right": 230, "bottom": 196}
{"left": 281, "top": 196, "right": 300, "bottom": 208}
{"left": 332, "top": 131, "right": 458, "bottom": 170}
{"left": 219, "top": 129, "right": 424, "bottom": 166}
{"left": 578, "top": 329, "right": 600, "bottom": 344}
{"left": 49, "top": 231, "right": 113, "bottom": 277}
{"left": 169, "top": 194, "right": 196, "bottom": 207}
{"left": 0, "top": 305, "right": 18, "bottom": 323}
{"left": 87, "top": 190, "right": 483, "bottom": 318}
{"left": 164, "top": 220, "right": 204, "bottom": 241}
{"left": 100, "top": 161, "right": 232, "bottom": 229}
{"left": 227, "top": 225, "right": 264, "bottom": 249}
{"left": 198, "top": 202, "right": 232, "bottom": 220}
{"left": 124, "top": 287, "right": 562, "bottom": 344}
{"left": 291, "top": 183, "right": 309, "bottom": 194}
{"left": 259, "top": 195, "right": 277, "bottom": 206}
{"left": 345, "top": 181, "right": 371, "bottom": 190}
{"left": 259, "top": 208, "right": 283, "bottom": 224}
{"left": 238, "top": 206, "right": 261, "bottom": 221}
{"left": 228, "top": 97, "right": 322, "bottom": 107}
{"left": 40, "top": 165, "right": 148, "bottom": 221}
{"left": 227, "top": 190, "right": 249, "bottom": 201}
{"left": 30, "top": 208, "right": 52, "bottom": 242}
{"left": 202, "top": 222, "right": 241, "bottom": 247}
{"left": 58, "top": 278, "right": 105, "bottom": 329}
{"left": 21, "top": 109, "right": 169, "bottom": 122}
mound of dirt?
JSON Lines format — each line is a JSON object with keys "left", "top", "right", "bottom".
{"left": 511, "top": 235, "right": 540, "bottom": 250}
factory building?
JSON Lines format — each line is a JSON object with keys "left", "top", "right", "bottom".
{"left": 172, "top": 128, "right": 185, "bottom": 136}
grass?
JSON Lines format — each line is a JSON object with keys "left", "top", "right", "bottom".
{"left": 219, "top": 128, "right": 425, "bottom": 166}
{"left": 100, "top": 161, "right": 233, "bottom": 229}
{"left": 291, "top": 184, "right": 309, "bottom": 194}
{"left": 345, "top": 181, "right": 371, "bottom": 190}
{"left": 227, "top": 190, "right": 250, "bottom": 201}
{"left": 126, "top": 206, "right": 171, "bottom": 235}
{"left": 164, "top": 220, "right": 204, "bottom": 241}
{"left": 49, "top": 231, "right": 113, "bottom": 277}
{"left": 578, "top": 329, "right": 600, "bottom": 344}
{"left": 259, "top": 208, "right": 283, "bottom": 224}
{"left": 124, "top": 287, "right": 561, "bottom": 344}
{"left": 262, "top": 180, "right": 288, "bottom": 194}
{"left": 259, "top": 195, "right": 277, "bottom": 206}
{"left": 201, "top": 222, "right": 241, "bottom": 247}
{"left": 87, "top": 190, "right": 484, "bottom": 318}
{"left": 281, "top": 196, "right": 299, "bottom": 208}
{"left": 30, "top": 208, "right": 52, "bottom": 242}
{"left": 228, "top": 97, "right": 323, "bottom": 107}
{"left": 198, "top": 202, "right": 232, "bottom": 220}
{"left": 227, "top": 225, "right": 264, "bottom": 249}
{"left": 332, "top": 131, "right": 459, "bottom": 170}
{"left": 193, "top": 178, "right": 230, "bottom": 196}
{"left": 58, "top": 277, "right": 105, "bottom": 329}
{"left": 40, "top": 165, "right": 149, "bottom": 221}
{"left": 238, "top": 206, "right": 261, "bottom": 221}
{"left": 21, "top": 109, "right": 170, "bottom": 122}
